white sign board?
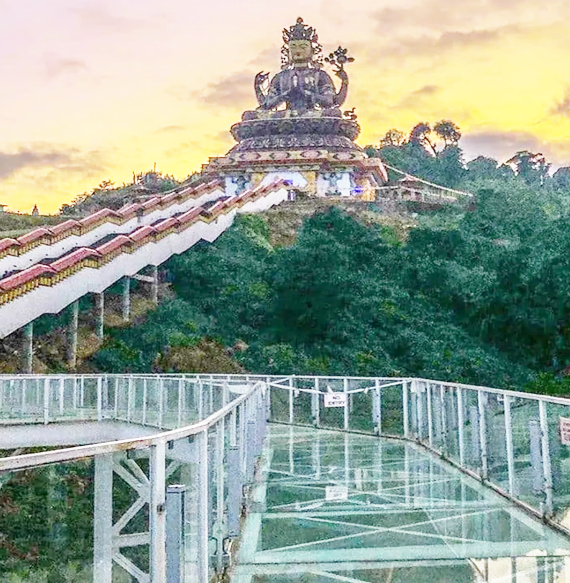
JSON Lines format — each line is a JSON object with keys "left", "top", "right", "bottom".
{"left": 325, "top": 485, "right": 348, "bottom": 502}
{"left": 560, "top": 417, "right": 570, "bottom": 445}
{"left": 324, "top": 393, "right": 347, "bottom": 408}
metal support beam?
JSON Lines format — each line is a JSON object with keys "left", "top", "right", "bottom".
{"left": 150, "top": 441, "right": 166, "bottom": 583}
{"left": 67, "top": 300, "right": 79, "bottom": 369}
{"left": 22, "top": 321, "right": 33, "bottom": 374}
{"left": 403, "top": 381, "right": 409, "bottom": 438}
{"left": 504, "top": 395, "right": 516, "bottom": 496}
{"left": 477, "top": 391, "right": 488, "bottom": 479}
{"left": 94, "top": 454, "right": 113, "bottom": 583}
{"left": 457, "top": 388, "right": 465, "bottom": 466}
{"left": 196, "top": 431, "right": 209, "bottom": 583}
{"left": 166, "top": 485, "right": 185, "bottom": 583}
{"left": 539, "top": 401, "right": 554, "bottom": 515}
{"left": 96, "top": 293, "right": 105, "bottom": 340}
{"left": 122, "top": 277, "right": 131, "bottom": 322}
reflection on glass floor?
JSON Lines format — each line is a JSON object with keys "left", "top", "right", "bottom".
{"left": 231, "top": 425, "right": 570, "bottom": 583}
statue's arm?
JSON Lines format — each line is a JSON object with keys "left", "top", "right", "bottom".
{"left": 254, "top": 72, "right": 269, "bottom": 107}
{"left": 260, "top": 74, "right": 289, "bottom": 110}
{"left": 333, "top": 68, "right": 349, "bottom": 107}
{"left": 315, "top": 71, "right": 336, "bottom": 108}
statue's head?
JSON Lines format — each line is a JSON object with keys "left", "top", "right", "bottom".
{"left": 289, "top": 40, "right": 313, "bottom": 65}
{"left": 281, "top": 17, "right": 322, "bottom": 68}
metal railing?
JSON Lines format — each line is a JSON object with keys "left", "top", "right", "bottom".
{"left": 0, "top": 374, "right": 269, "bottom": 583}
{"left": 2, "top": 373, "right": 570, "bottom": 582}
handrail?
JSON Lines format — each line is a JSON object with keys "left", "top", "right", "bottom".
{"left": 0, "top": 380, "right": 264, "bottom": 472}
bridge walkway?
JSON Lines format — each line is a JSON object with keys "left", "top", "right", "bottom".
{"left": 232, "top": 425, "right": 570, "bottom": 583}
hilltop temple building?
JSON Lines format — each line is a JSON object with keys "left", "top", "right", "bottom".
{"left": 202, "top": 17, "right": 387, "bottom": 199}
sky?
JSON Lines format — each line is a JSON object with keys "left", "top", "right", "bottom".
{"left": 2, "top": 0, "right": 570, "bottom": 213}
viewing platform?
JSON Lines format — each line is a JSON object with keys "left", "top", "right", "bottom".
{"left": 1, "top": 374, "right": 570, "bottom": 582}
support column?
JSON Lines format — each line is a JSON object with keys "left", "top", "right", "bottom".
{"left": 196, "top": 431, "right": 209, "bottom": 583}
{"left": 67, "top": 301, "right": 79, "bottom": 369}
{"left": 150, "top": 441, "right": 167, "bottom": 583}
{"left": 122, "top": 277, "right": 131, "bottom": 322}
{"left": 166, "top": 485, "right": 185, "bottom": 583}
{"left": 22, "top": 322, "right": 34, "bottom": 374}
{"left": 151, "top": 265, "right": 159, "bottom": 305}
{"left": 96, "top": 293, "right": 105, "bottom": 340}
{"left": 94, "top": 454, "right": 113, "bottom": 583}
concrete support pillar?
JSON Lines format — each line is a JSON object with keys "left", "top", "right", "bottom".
{"left": 94, "top": 454, "right": 113, "bottom": 583}
{"left": 122, "top": 277, "right": 131, "bottom": 322}
{"left": 22, "top": 322, "right": 34, "bottom": 374}
{"left": 67, "top": 301, "right": 79, "bottom": 369}
{"left": 96, "top": 293, "right": 105, "bottom": 340}
{"left": 151, "top": 265, "right": 159, "bottom": 305}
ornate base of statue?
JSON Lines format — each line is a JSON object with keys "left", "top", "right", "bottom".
{"left": 201, "top": 18, "right": 387, "bottom": 200}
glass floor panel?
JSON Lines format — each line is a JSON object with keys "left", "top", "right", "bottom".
{"left": 231, "top": 425, "right": 570, "bottom": 583}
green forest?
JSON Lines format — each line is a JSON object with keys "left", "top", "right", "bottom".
{"left": 87, "top": 121, "right": 570, "bottom": 396}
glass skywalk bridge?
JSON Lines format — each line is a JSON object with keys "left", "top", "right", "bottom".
{"left": 1, "top": 374, "right": 570, "bottom": 582}
{"left": 234, "top": 425, "right": 570, "bottom": 582}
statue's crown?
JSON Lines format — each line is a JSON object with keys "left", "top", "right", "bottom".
{"left": 283, "top": 17, "right": 318, "bottom": 44}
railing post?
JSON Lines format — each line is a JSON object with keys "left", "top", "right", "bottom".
{"left": 403, "top": 380, "right": 409, "bottom": 438}
{"left": 43, "top": 378, "right": 50, "bottom": 425}
{"left": 426, "top": 382, "right": 433, "bottom": 447}
{"left": 456, "top": 387, "right": 465, "bottom": 466}
{"left": 288, "top": 377, "right": 294, "bottom": 424}
{"left": 150, "top": 440, "right": 167, "bottom": 583}
{"left": 477, "top": 391, "right": 488, "bottom": 479}
{"left": 504, "top": 395, "right": 516, "bottom": 496}
{"left": 416, "top": 381, "right": 424, "bottom": 440}
{"left": 196, "top": 430, "right": 209, "bottom": 583}
{"left": 142, "top": 379, "right": 148, "bottom": 425}
{"left": 343, "top": 378, "right": 349, "bottom": 431}
{"left": 539, "top": 401, "right": 554, "bottom": 515}
{"left": 158, "top": 378, "right": 164, "bottom": 428}
{"left": 97, "top": 378, "right": 103, "bottom": 422}
{"left": 127, "top": 377, "right": 134, "bottom": 422}
{"left": 311, "top": 377, "right": 320, "bottom": 427}
{"left": 372, "top": 379, "right": 381, "bottom": 435}
{"left": 177, "top": 379, "right": 183, "bottom": 427}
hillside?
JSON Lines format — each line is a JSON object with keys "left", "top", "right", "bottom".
{"left": 80, "top": 180, "right": 557, "bottom": 392}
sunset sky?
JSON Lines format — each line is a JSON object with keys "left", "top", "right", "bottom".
{"left": 2, "top": 0, "right": 570, "bottom": 213}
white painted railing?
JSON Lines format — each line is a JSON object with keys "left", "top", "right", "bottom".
{"left": 1, "top": 373, "right": 570, "bottom": 582}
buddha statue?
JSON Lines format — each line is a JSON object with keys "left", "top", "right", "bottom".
{"left": 228, "top": 17, "right": 361, "bottom": 153}
{"left": 244, "top": 18, "right": 349, "bottom": 120}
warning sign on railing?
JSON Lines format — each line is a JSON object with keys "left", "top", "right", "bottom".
{"left": 325, "top": 485, "right": 348, "bottom": 501}
{"left": 560, "top": 417, "right": 570, "bottom": 445}
{"left": 324, "top": 393, "right": 347, "bottom": 408}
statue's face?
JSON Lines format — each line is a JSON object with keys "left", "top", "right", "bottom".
{"left": 289, "top": 40, "right": 312, "bottom": 64}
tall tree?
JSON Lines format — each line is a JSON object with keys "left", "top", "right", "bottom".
{"left": 409, "top": 122, "right": 437, "bottom": 155}
{"left": 433, "top": 120, "right": 462, "bottom": 146}
{"left": 380, "top": 129, "right": 407, "bottom": 147}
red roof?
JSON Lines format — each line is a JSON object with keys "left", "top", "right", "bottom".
{"left": 95, "top": 235, "right": 131, "bottom": 255}
{"left": 0, "top": 264, "right": 55, "bottom": 291}
{"left": 49, "top": 220, "right": 80, "bottom": 236}
{"left": 51, "top": 248, "right": 101, "bottom": 272}
{"left": 0, "top": 238, "right": 20, "bottom": 253}
{"left": 17, "top": 228, "right": 51, "bottom": 246}
{"left": 129, "top": 225, "right": 156, "bottom": 242}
